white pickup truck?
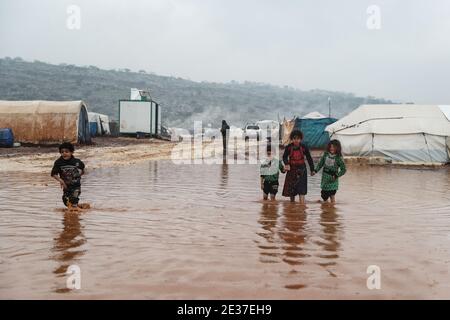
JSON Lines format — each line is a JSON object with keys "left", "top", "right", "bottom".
{"left": 256, "top": 120, "right": 280, "bottom": 142}
{"left": 243, "top": 124, "right": 261, "bottom": 141}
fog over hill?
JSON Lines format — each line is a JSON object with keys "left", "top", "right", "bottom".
{"left": 0, "top": 57, "right": 394, "bottom": 128}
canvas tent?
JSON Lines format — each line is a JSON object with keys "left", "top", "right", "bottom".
{"left": 281, "top": 113, "right": 337, "bottom": 148}
{"left": 281, "top": 118, "right": 295, "bottom": 146}
{"left": 88, "top": 112, "right": 111, "bottom": 136}
{"left": 302, "top": 111, "right": 327, "bottom": 119}
{"left": 0, "top": 100, "right": 91, "bottom": 144}
{"left": 325, "top": 104, "right": 450, "bottom": 164}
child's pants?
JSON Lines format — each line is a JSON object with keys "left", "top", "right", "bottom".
{"left": 263, "top": 180, "right": 279, "bottom": 195}
{"left": 321, "top": 189, "right": 336, "bottom": 201}
{"left": 62, "top": 188, "right": 81, "bottom": 207}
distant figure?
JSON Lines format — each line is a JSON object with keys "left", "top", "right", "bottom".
{"left": 51, "top": 142, "right": 86, "bottom": 210}
{"left": 220, "top": 120, "right": 230, "bottom": 155}
{"left": 282, "top": 130, "right": 315, "bottom": 204}
{"left": 314, "top": 139, "right": 346, "bottom": 204}
{"left": 260, "top": 146, "right": 285, "bottom": 200}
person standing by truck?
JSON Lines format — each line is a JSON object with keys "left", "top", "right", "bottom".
{"left": 220, "top": 120, "right": 230, "bottom": 156}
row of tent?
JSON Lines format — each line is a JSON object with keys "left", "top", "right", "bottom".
{"left": 0, "top": 100, "right": 112, "bottom": 145}
{"left": 1, "top": 100, "right": 449, "bottom": 164}
{"left": 282, "top": 105, "right": 450, "bottom": 164}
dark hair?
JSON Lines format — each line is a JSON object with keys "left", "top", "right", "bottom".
{"left": 290, "top": 129, "right": 303, "bottom": 140}
{"left": 327, "top": 139, "right": 342, "bottom": 156}
{"left": 59, "top": 142, "right": 74, "bottom": 153}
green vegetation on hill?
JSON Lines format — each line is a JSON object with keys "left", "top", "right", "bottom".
{"left": 0, "top": 57, "right": 393, "bottom": 128}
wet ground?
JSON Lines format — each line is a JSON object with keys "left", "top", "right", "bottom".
{"left": 1, "top": 161, "right": 450, "bottom": 299}
{"left": 0, "top": 137, "right": 177, "bottom": 173}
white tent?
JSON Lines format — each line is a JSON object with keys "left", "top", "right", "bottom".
{"left": 88, "top": 112, "right": 111, "bottom": 135}
{"left": 302, "top": 111, "right": 327, "bottom": 119}
{"left": 325, "top": 104, "right": 450, "bottom": 164}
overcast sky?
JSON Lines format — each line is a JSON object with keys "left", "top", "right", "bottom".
{"left": 1, "top": 0, "right": 449, "bottom": 103}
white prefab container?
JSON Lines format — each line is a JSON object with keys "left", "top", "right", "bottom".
{"left": 119, "top": 100, "right": 161, "bottom": 135}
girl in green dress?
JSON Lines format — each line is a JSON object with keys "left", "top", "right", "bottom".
{"left": 314, "top": 139, "right": 346, "bottom": 203}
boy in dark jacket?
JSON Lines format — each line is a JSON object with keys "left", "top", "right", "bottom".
{"left": 51, "top": 142, "right": 85, "bottom": 209}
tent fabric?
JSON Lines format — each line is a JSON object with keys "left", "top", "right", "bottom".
{"left": 89, "top": 122, "right": 98, "bottom": 137}
{"left": 281, "top": 116, "right": 337, "bottom": 148}
{"left": 302, "top": 111, "right": 327, "bottom": 119}
{"left": 326, "top": 104, "right": 450, "bottom": 136}
{"left": 331, "top": 133, "right": 448, "bottom": 163}
{"left": 88, "top": 112, "right": 111, "bottom": 135}
{"left": 325, "top": 105, "right": 450, "bottom": 163}
{"left": 294, "top": 117, "right": 337, "bottom": 148}
{"left": 281, "top": 118, "right": 295, "bottom": 146}
{"left": 0, "top": 100, "right": 91, "bottom": 144}
{"left": 447, "top": 137, "right": 450, "bottom": 158}
{"left": 439, "top": 105, "right": 450, "bottom": 121}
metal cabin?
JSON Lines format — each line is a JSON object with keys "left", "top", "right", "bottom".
{"left": 119, "top": 95, "right": 161, "bottom": 137}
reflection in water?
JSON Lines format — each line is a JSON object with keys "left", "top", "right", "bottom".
{"left": 256, "top": 202, "right": 342, "bottom": 289}
{"left": 279, "top": 203, "right": 308, "bottom": 290}
{"left": 149, "top": 161, "right": 158, "bottom": 183}
{"left": 279, "top": 203, "right": 308, "bottom": 267}
{"left": 219, "top": 162, "right": 229, "bottom": 191}
{"left": 256, "top": 201, "right": 309, "bottom": 290}
{"left": 52, "top": 211, "right": 86, "bottom": 293}
{"left": 317, "top": 204, "right": 341, "bottom": 270}
{"left": 257, "top": 202, "right": 279, "bottom": 263}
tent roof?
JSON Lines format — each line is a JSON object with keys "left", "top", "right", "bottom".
{"left": 257, "top": 120, "right": 278, "bottom": 123}
{"left": 325, "top": 104, "right": 450, "bottom": 136}
{"left": 302, "top": 111, "right": 327, "bottom": 119}
{"left": 88, "top": 111, "right": 109, "bottom": 122}
{"left": 0, "top": 100, "right": 87, "bottom": 114}
{"left": 88, "top": 111, "right": 108, "bottom": 117}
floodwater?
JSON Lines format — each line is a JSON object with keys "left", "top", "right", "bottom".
{"left": 1, "top": 161, "right": 450, "bottom": 299}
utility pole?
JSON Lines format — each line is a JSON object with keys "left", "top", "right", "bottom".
{"left": 328, "top": 97, "right": 331, "bottom": 118}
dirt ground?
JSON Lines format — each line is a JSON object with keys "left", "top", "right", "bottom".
{"left": 0, "top": 136, "right": 178, "bottom": 173}
{"left": 4, "top": 136, "right": 435, "bottom": 173}
{"left": 0, "top": 136, "right": 171, "bottom": 157}
{"left": 0, "top": 136, "right": 328, "bottom": 173}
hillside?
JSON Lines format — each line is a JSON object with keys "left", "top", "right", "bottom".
{"left": 0, "top": 57, "right": 393, "bottom": 128}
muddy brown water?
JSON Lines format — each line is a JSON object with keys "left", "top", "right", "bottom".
{"left": 1, "top": 161, "right": 450, "bottom": 299}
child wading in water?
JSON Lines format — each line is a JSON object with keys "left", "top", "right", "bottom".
{"left": 282, "top": 130, "right": 315, "bottom": 204}
{"left": 51, "top": 142, "right": 86, "bottom": 210}
{"left": 314, "top": 139, "right": 346, "bottom": 204}
{"left": 260, "top": 146, "right": 285, "bottom": 200}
